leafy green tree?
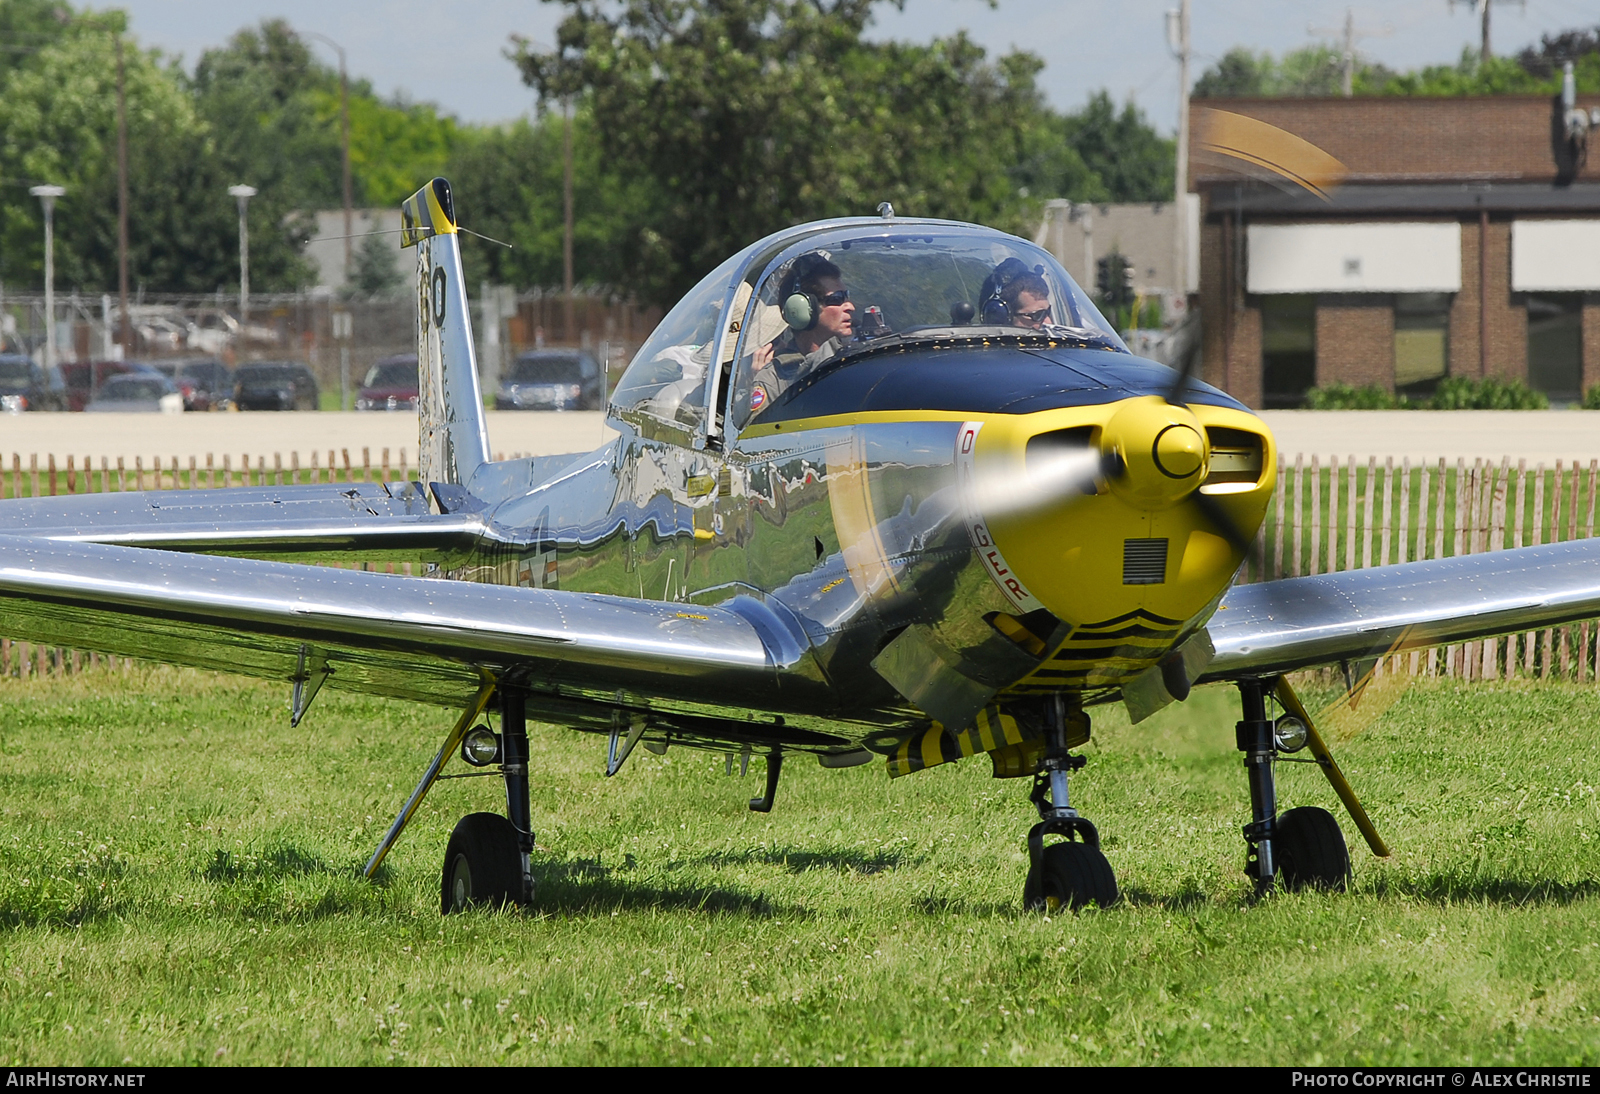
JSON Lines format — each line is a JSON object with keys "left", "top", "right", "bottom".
{"left": 513, "top": 0, "right": 1056, "bottom": 306}
{"left": 1195, "top": 27, "right": 1600, "bottom": 100}
{"left": 446, "top": 110, "right": 658, "bottom": 291}
{"left": 1192, "top": 48, "right": 1273, "bottom": 98}
{"left": 347, "top": 228, "right": 402, "bottom": 297}
{"left": 0, "top": 13, "right": 267, "bottom": 293}
{"left": 1059, "top": 91, "right": 1174, "bottom": 203}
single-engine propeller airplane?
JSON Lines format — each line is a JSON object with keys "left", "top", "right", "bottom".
{"left": 5, "top": 178, "right": 1600, "bottom": 915}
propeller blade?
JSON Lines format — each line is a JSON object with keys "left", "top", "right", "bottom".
{"left": 1164, "top": 349, "right": 1202, "bottom": 408}
{"left": 1190, "top": 488, "right": 1265, "bottom": 573}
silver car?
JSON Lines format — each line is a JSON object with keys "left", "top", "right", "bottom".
{"left": 83, "top": 373, "right": 185, "bottom": 414}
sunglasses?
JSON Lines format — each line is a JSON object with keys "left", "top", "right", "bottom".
{"left": 818, "top": 289, "right": 850, "bottom": 307}
{"left": 1015, "top": 305, "right": 1052, "bottom": 323}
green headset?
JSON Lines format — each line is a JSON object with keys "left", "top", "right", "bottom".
{"left": 780, "top": 253, "right": 836, "bottom": 332}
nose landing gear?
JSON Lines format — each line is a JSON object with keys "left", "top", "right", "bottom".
{"left": 1023, "top": 695, "right": 1119, "bottom": 912}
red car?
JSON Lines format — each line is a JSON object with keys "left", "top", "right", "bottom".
{"left": 354, "top": 354, "right": 418, "bottom": 411}
{"left": 59, "top": 360, "right": 162, "bottom": 412}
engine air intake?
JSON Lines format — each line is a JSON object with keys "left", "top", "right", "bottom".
{"left": 1122, "top": 538, "right": 1169, "bottom": 585}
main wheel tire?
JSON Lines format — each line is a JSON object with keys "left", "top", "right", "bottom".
{"left": 440, "top": 812, "right": 523, "bottom": 914}
{"left": 1275, "top": 806, "right": 1350, "bottom": 892}
{"left": 1024, "top": 842, "right": 1120, "bottom": 912}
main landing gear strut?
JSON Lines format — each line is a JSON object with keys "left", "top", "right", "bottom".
{"left": 1023, "top": 694, "right": 1119, "bottom": 912}
{"left": 440, "top": 682, "right": 535, "bottom": 913}
{"left": 1235, "top": 676, "right": 1353, "bottom": 895}
{"left": 363, "top": 677, "right": 537, "bottom": 915}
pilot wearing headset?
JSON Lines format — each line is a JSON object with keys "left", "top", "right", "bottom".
{"left": 744, "top": 252, "right": 855, "bottom": 418}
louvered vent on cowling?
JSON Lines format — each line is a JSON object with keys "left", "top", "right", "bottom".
{"left": 1122, "top": 538, "right": 1169, "bottom": 585}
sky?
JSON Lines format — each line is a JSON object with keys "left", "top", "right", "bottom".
{"left": 110, "top": 0, "right": 1598, "bottom": 133}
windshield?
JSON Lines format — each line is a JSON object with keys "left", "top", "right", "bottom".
{"left": 610, "top": 250, "right": 744, "bottom": 430}
{"left": 238, "top": 364, "right": 296, "bottom": 382}
{"left": 363, "top": 360, "right": 416, "bottom": 388}
{"left": 0, "top": 358, "right": 32, "bottom": 383}
{"left": 103, "top": 378, "right": 167, "bottom": 400}
{"left": 723, "top": 227, "right": 1122, "bottom": 429}
{"left": 177, "top": 361, "right": 224, "bottom": 383}
{"left": 508, "top": 354, "right": 585, "bottom": 384}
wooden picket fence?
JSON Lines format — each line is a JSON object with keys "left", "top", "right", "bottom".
{"left": 1245, "top": 454, "right": 1600, "bottom": 684}
{"left": 3, "top": 448, "right": 1600, "bottom": 685}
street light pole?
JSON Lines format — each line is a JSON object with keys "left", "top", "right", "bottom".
{"left": 228, "top": 185, "right": 257, "bottom": 322}
{"left": 29, "top": 185, "right": 65, "bottom": 374}
{"left": 1168, "top": 0, "right": 1191, "bottom": 307}
{"left": 305, "top": 33, "right": 353, "bottom": 279}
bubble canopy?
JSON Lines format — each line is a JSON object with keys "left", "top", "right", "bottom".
{"left": 608, "top": 219, "right": 1127, "bottom": 434}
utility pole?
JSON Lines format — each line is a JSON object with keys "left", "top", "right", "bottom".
{"left": 305, "top": 34, "right": 353, "bottom": 277}
{"left": 562, "top": 97, "right": 575, "bottom": 345}
{"left": 228, "top": 185, "right": 256, "bottom": 322}
{"left": 29, "top": 186, "right": 65, "bottom": 375}
{"left": 115, "top": 33, "right": 131, "bottom": 354}
{"left": 1309, "top": 8, "right": 1390, "bottom": 97}
{"left": 1167, "top": 0, "right": 1191, "bottom": 304}
{"left": 1448, "top": 0, "right": 1524, "bottom": 62}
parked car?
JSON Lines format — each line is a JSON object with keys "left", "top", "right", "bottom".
{"left": 59, "top": 360, "right": 163, "bottom": 412}
{"left": 83, "top": 373, "right": 184, "bottom": 414}
{"left": 0, "top": 354, "right": 66, "bottom": 412}
{"left": 135, "top": 315, "right": 188, "bottom": 354}
{"left": 354, "top": 354, "right": 419, "bottom": 411}
{"left": 187, "top": 310, "right": 280, "bottom": 355}
{"left": 153, "top": 358, "right": 231, "bottom": 411}
{"left": 234, "top": 361, "right": 319, "bottom": 411}
{"left": 495, "top": 349, "right": 604, "bottom": 411}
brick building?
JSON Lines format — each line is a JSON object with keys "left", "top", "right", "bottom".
{"left": 1192, "top": 95, "right": 1600, "bottom": 407}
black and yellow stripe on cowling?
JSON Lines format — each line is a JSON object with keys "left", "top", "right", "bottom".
{"left": 1006, "top": 608, "right": 1183, "bottom": 694}
{"left": 886, "top": 702, "right": 1090, "bottom": 779}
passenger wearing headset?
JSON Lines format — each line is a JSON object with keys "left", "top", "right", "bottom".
{"left": 977, "top": 257, "right": 1054, "bottom": 330}
{"left": 744, "top": 252, "right": 855, "bottom": 418}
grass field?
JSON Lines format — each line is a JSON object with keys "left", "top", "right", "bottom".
{"left": 1, "top": 667, "right": 1598, "bottom": 1065}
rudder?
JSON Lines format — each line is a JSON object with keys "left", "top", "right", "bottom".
{"left": 402, "top": 178, "right": 491, "bottom": 500}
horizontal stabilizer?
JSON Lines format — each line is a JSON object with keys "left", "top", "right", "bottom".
{"left": 0, "top": 482, "right": 494, "bottom": 565}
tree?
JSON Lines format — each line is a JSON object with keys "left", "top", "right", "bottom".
{"left": 347, "top": 228, "right": 402, "bottom": 297}
{"left": 513, "top": 0, "right": 1056, "bottom": 306}
{"left": 1060, "top": 92, "right": 1174, "bottom": 204}
{"left": 1193, "top": 48, "right": 1272, "bottom": 98}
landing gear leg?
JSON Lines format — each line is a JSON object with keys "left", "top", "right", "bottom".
{"left": 1023, "top": 694, "right": 1118, "bottom": 912}
{"left": 1236, "top": 676, "right": 1279, "bottom": 894}
{"left": 500, "top": 682, "right": 535, "bottom": 905}
{"left": 440, "top": 683, "right": 535, "bottom": 914}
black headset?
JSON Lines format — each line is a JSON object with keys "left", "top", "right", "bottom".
{"left": 780, "top": 253, "right": 834, "bottom": 332}
{"left": 976, "top": 258, "right": 1041, "bottom": 325}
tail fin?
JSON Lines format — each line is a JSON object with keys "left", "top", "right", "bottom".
{"left": 402, "top": 178, "right": 491, "bottom": 498}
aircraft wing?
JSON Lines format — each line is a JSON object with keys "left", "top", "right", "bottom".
{"left": 0, "top": 535, "right": 827, "bottom": 725}
{"left": 1199, "top": 538, "right": 1600, "bottom": 681}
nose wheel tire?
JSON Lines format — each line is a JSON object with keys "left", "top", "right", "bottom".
{"left": 1274, "top": 806, "right": 1350, "bottom": 892}
{"left": 1024, "top": 841, "right": 1120, "bottom": 912}
{"left": 441, "top": 812, "right": 524, "bottom": 914}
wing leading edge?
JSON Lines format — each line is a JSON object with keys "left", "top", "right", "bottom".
{"left": 0, "top": 536, "right": 835, "bottom": 732}
{"left": 1200, "top": 538, "right": 1600, "bottom": 681}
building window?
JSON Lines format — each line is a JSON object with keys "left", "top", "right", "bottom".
{"left": 1260, "top": 295, "right": 1315, "bottom": 408}
{"left": 1526, "top": 293, "right": 1583, "bottom": 403}
{"left": 1394, "top": 293, "right": 1451, "bottom": 398}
